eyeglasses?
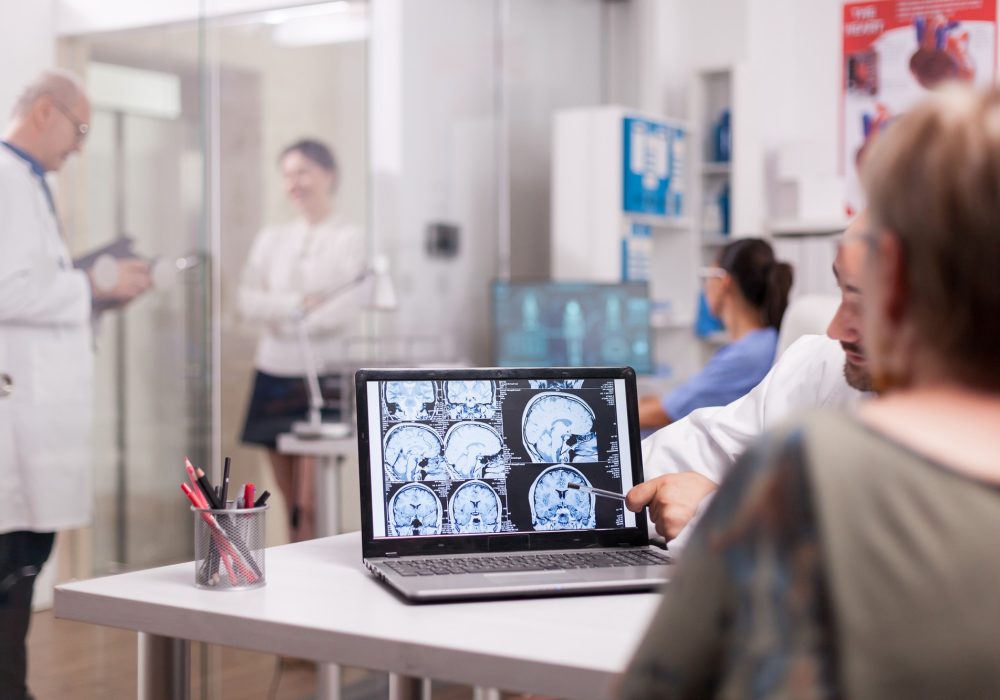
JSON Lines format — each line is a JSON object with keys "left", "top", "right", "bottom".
{"left": 698, "top": 266, "right": 727, "bottom": 280}
{"left": 50, "top": 98, "right": 90, "bottom": 142}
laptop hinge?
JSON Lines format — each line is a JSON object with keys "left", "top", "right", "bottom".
{"left": 384, "top": 551, "right": 400, "bottom": 558}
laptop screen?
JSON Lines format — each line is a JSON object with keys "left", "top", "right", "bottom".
{"left": 362, "top": 373, "right": 639, "bottom": 540}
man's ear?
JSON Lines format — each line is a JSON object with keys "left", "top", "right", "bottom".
{"left": 877, "top": 229, "right": 909, "bottom": 323}
{"left": 31, "top": 95, "right": 54, "bottom": 129}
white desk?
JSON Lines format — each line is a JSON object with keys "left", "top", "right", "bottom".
{"left": 276, "top": 432, "right": 356, "bottom": 537}
{"left": 55, "top": 532, "right": 660, "bottom": 700}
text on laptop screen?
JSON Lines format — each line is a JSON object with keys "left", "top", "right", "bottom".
{"left": 366, "top": 377, "right": 638, "bottom": 539}
{"left": 492, "top": 281, "right": 653, "bottom": 374}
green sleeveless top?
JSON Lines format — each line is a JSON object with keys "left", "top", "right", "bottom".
{"left": 620, "top": 411, "right": 1000, "bottom": 699}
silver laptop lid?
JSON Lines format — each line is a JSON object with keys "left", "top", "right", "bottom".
{"left": 355, "top": 367, "right": 649, "bottom": 559}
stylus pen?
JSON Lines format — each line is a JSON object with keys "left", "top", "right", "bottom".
{"left": 567, "top": 482, "right": 626, "bottom": 501}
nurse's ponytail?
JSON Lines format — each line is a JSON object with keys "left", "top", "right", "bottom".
{"left": 717, "top": 238, "right": 794, "bottom": 329}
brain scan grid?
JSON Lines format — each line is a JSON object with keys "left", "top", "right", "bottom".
{"left": 373, "top": 378, "right": 635, "bottom": 538}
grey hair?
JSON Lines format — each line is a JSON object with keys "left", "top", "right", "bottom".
{"left": 12, "top": 69, "right": 86, "bottom": 118}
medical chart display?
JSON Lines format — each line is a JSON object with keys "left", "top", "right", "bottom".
{"left": 365, "top": 378, "right": 638, "bottom": 538}
{"left": 843, "top": 0, "right": 996, "bottom": 214}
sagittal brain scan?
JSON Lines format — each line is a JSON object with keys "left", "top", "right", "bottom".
{"left": 529, "top": 466, "right": 595, "bottom": 530}
{"left": 368, "top": 375, "right": 637, "bottom": 538}
{"left": 522, "top": 392, "right": 599, "bottom": 464}
{"left": 383, "top": 381, "right": 436, "bottom": 421}
{"left": 444, "top": 422, "right": 505, "bottom": 480}
{"left": 445, "top": 380, "right": 496, "bottom": 419}
{"left": 383, "top": 423, "right": 446, "bottom": 481}
{"left": 389, "top": 483, "right": 442, "bottom": 536}
{"left": 449, "top": 480, "right": 502, "bottom": 533}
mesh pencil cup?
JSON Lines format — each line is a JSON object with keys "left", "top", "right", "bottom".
{"left": 192, "top": 505, "right": 267, "bottom": 590}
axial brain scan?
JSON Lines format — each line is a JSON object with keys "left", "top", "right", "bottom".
{"left": 383, "top": 423, "right": 446, "bottom": 481}
{"left": 384, "top": 381, "right": 436, "bottom": 420}
{"left": 449, "top": 480, "right": 502, "bottom": 533}
{"left": 389, "top": 483, "right": 442, "bottom": 536}
{"left": 529, "top": 466, "right": 595, "bottom": 530}
{"left": 522, "top": 392, "right": 599, "bottom": 463}
{"left": 445, "top": 380, "right": 496, "bottom": 419}
{"left": 444, "top": 422, "right": 505, "bottom": 480}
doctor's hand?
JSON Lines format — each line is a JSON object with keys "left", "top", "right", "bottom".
{"left": 88, "top": 258, "right": 152, "bottom": 303}
{"left": 625, "top": 472, "right": 718, "bottom": 540}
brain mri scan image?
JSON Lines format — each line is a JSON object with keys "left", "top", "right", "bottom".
{"left": 528, "top": 380, "right": 584, "bottom": 390}
{"left": 389, "top": 483, "right": 442, "bottom": 536}
{"left": 448, "top": 480, "right": 502, "bottom": 534}
{"left": 528, "top": 466, "right": 595, "bottom": 530}
{"left": 445, "top": 380, "right": 496, "bottom": 419}
{"left": 444, "top": 422, "right": 505, "bottom": 480}
{"left": 384, "top": 381, "right": 436, "bottom": 421}
{"left": 522, "top": 392, "right": 599, "bottom": 463}
{"left": 383, "top": 423, "right": 447, "bottom": 481}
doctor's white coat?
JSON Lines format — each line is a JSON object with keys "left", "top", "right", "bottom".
{"left": 0, "top": 146, "right": 93, "bottom": 534}
{"left": 641, "top": 334, "right": 869, "bottom": 548}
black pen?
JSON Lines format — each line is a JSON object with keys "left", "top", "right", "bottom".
{"left": 567, "top": 482, "right": 626, "bottom": 501}
{"left": 253, "top": 490, "right": 271, "bottom": 508}
{"left": 221, "top": 456, "right": 231, "bottom": 506}
{"left": 196, "top": 468, "right": 223, "bottom": 510}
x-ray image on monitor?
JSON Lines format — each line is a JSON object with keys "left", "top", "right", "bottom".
{"left": 364, "top": 375, "right": 640, "bottom": 539}
{"left": 492, "top": 281, "right": 652, "bottom": 374}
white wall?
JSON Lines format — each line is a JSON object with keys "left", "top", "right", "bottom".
{"left": 0, "top": 0, "right": 56, "bottom": 118}
{"left": 506, "top": 0, "right": 604, "bottom": 280}
{"left": 376, "top": 0, "right": 499, "bottom": 364}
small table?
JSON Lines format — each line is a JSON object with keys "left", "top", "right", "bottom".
{"left": 55, "top": 532, "right": 659, "bottom": 700}
{"left": 275, "top": 431, "right": 357, "bottom": 697}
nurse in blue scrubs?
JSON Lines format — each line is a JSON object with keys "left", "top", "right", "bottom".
{"left": 638, "top": 238, "right": 793, "bottom": 430}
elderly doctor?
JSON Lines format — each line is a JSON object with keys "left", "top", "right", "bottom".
{"left": 0, "top": 70, "right": 150, "bottom": 699}
{"left": 627, "top": 214, "right": 875, "bottom": 547}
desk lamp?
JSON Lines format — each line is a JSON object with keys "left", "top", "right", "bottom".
{"left": 292, "top": 255, "right": 397, "bottom": 439}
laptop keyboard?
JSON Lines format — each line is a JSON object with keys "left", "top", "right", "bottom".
{"left": 383, "top": 549, "right": 672, "bottom": 577}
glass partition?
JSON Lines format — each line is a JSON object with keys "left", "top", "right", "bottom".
{"left": 59, "top": 0, "right": 620, "bottom": 574}
{"left": 59, "top": 1, "right": 372, "bottom": 574}
{"left": 61, "top": 26, "right": 210, "bottom": 573}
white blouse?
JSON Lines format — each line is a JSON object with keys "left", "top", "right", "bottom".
{"left": 238, "top": 214, "right": 367, "bottom": 376}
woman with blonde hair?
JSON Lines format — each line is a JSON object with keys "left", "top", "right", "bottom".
{"left": 621, "top": 84, "right": 1000, "bottom": 698}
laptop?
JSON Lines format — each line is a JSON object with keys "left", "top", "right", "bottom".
{"left": 355, "top": 366, "right": 672, "bottom": 602}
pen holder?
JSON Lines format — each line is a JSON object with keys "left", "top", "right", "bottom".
{"left": 192, "top": 505, "right": 267, "bottom": 590}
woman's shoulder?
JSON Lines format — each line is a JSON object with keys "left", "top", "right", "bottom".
{"left": 710, "top": 410, "right": 860, "bottom": 509}
{"left": 252, "top": 221, "right": 292, "bottom": 244}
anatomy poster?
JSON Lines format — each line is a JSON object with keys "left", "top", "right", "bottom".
{"left": 843, "top": 0, "right": 997, "bottom": 214}
{"left": 371, "top": 378, "right": 637, "bottom": 538}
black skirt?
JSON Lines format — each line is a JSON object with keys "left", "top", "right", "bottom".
{"left": 240, "top": 370, "right": 344, "bottom": 449}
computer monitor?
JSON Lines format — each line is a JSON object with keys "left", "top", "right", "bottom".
{"left": 491, "top": 281, "right": 652, "bottom": 374}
